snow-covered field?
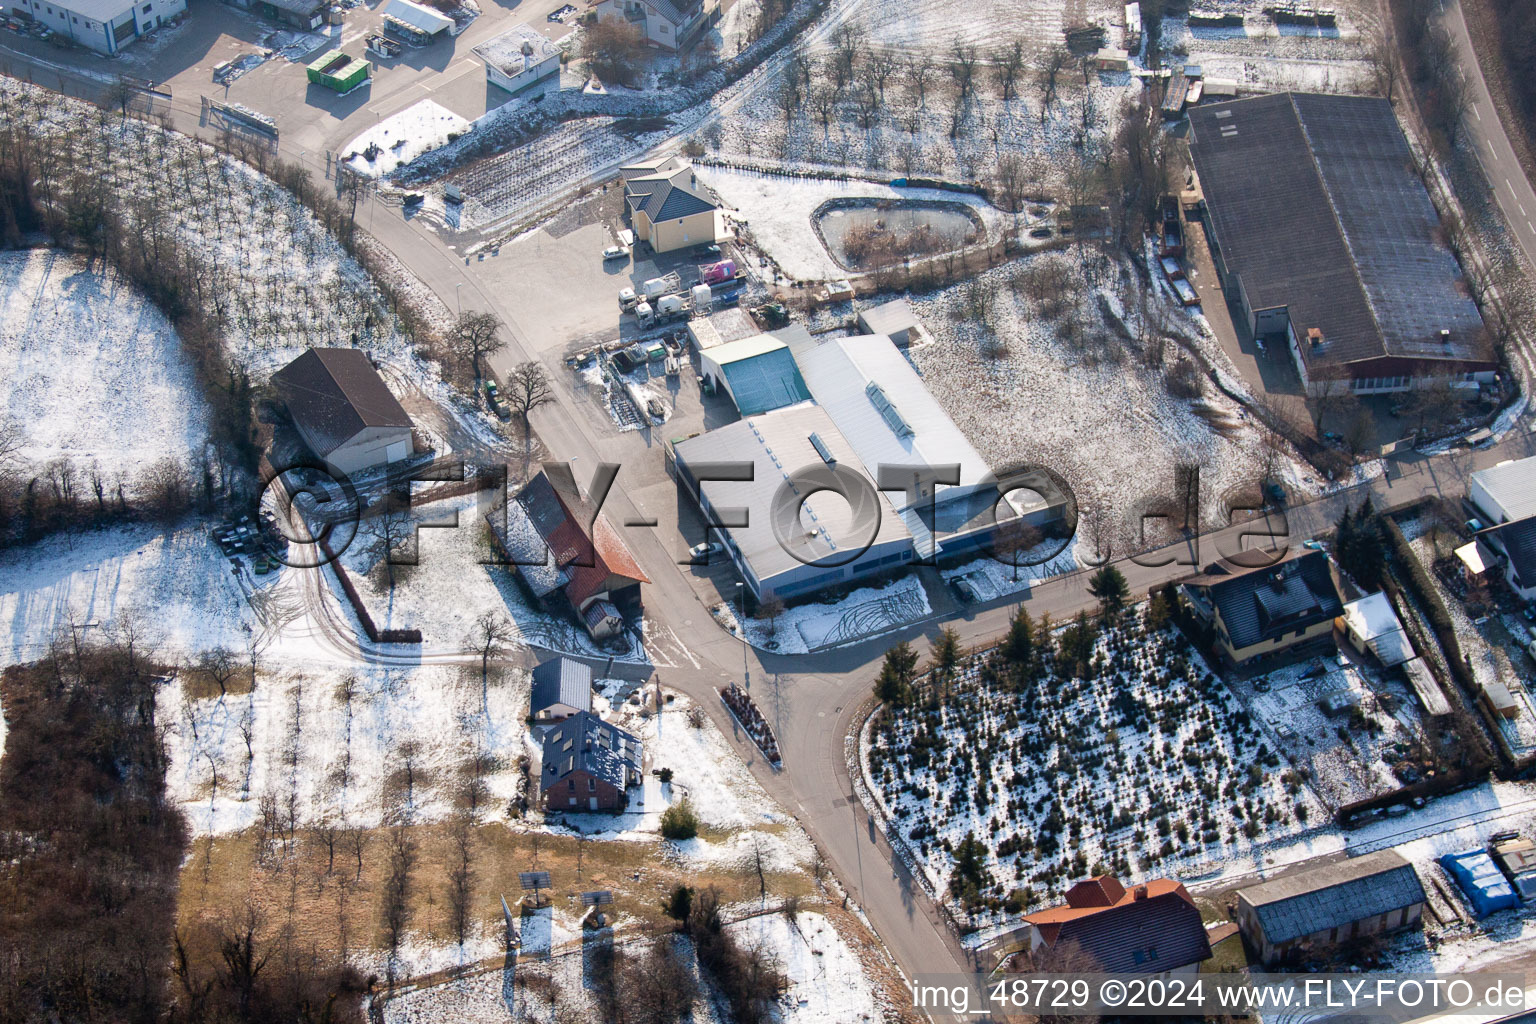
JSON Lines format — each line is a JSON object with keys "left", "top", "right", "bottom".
{"left": 909, "top": 257, "right": 1288, "bottom": 539}
{"left": 0, "top": 249, "right": 208, "bottom": 483}
{"left": 864, "top": 609, "right": 1330, "bottom": 926}
{"left": 0, "top": 524, "right": 258, "bottom": 667}
{"left": 343, "top": 101, "right": 472, "bottom": 179}
{"left": 1162, "top": 8, "right": 1377, "bottom": 95}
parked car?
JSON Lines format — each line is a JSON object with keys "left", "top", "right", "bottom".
{"left": 602, "top": 244, "right": 630, "bottom": 261}
{"left": 693, "top": 242, "right": 722, "bottom": 259}
{"left": 688, "top": 540, "right": 724, "bottom": 564}
{"left": 1466, "top": 517, "right": 1487, "bottom": 534}
{"left": 949, "top": 578, "right": 978, "bottom": 604}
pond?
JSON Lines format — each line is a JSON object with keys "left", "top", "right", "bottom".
{"left": 814, "top": 199, "right": 983, "bottom": 271}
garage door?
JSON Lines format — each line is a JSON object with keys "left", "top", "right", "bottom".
{"left": 385, "top": 440, "right": 409, "bottom": 463}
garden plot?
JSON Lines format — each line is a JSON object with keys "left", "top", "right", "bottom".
{"left": 0, "top": 249, "right": 208, "bottom": 484}
{"left": 909, "top": 256, "right": 1296, "bottom": 541}
{"left": 162, "top": 660, "right": 531, "bottom": 835}
{"left": 343, "top": 101, "right": 472, "bottom": 179}
{"left": 864, "top": 608, "right": 1329, "bottom": 926}
{"left": 698, "top": 167, "right": 1007, "bottom": 281}
{"left": 1245, "top": 659, "right": 1428, "bottom": 810}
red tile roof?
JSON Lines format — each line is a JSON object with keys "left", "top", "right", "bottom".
{"left": 1022, "top": 877, "right": 1211, "bottom": 974}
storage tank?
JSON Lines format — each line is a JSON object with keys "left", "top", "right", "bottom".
{"left": 656, "top": 294, "right": 685, "bottom": 316}
{"left": 690, "top": 283, "right": 712, "bottom": 309}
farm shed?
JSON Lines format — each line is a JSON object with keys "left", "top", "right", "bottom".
{"left": 530, "top": 657, "right": 593, "bottom": 722}
{"left": 668, "top": 403, "right": 913, "bottom": 603}
{"left": 271, "top": 348, "right": 414, "bottom": 477}
{"left": 474, "top": 23, "right": 561, "bottom": 97}
{"left": 306, "top": 50, "right": 369, "bottom": 92}
{"left": 382, "top": 0, "right": 451, "bottom": 41}
{"left": 855, "top": 298, "right": 921, "bottom": 346}
{"left": 1400, "top": 658, "right": 1452, "bottom": 719}
{"left": 539, "top": 711, "right": 641, "bottom": 812}
{"left": 1440, "top": 850, "right": 1520, "bottom": 917}
{"left": 1235, "top": 850, "right": 1425, "bottom": 965}
{"left": 1492, "top": 837, "right": 1536, "bottom": 901}
{"left": 699, "top": 334, "right": 809, "bottom": 416}
{"left": 1019, "top": 876, "right": 1211, "bottom": 975}
{"left": 258, "top": 0, "right": 325, "bottom": 30}
{"left": 1189, "top": 94, "right": 1493, "bottom": 396}
{"left": 1339, "top": 592, "right": 1412, "bottom": 667}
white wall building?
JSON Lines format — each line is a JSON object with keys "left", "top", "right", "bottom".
{"left": 587, "top": 0, "right": 717, "bottom": 52}
{"left": 18, "top": 0, "right": 184, "bottom": 54}
{"left": 473, "top": 23, "right": 562, "bottom": 97}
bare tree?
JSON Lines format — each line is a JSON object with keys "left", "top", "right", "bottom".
{"left": 449, "top": 310, "right": 506, "bottom": 383}
{"left": 904, "top": 56, "right": 933, "bottom": 105}
{"left": 505, "top": 361, "right": 554, "bottom": 431}
{"left": 380, "top": 825, "right": 416, "bottom": 983}
{"left": 582, "top": 17, "right": 648, "bottom": 88}
{"left": 993, "top": 151, "right": 1031, "bottom": 215}
{"left": 446, "top": 814, "right": 474, "bottom": 946}
{"left": 1036, "top": 45, "right": 1073, "bottom": 112}
{"left": 994, "top": 38, "right": 1027, "bottom": 100}
{"left": 863, "top": 49, "right": 900, "bottom": 99}
{"left": 809, "top": 86, "right": 838, "bottom": 129}
{"left": 467, "top": 610, "right": 515, "bottom": 689}
{"left": 949, "top": 40, "right": 980, "bottom": 100}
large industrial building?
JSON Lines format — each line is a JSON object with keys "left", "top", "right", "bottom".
{"left": 14, "top": 0, "right": 184, "bottom": 54}
{"left": 1189, "top": 93, "right": 1493, "bottom": 396}
{"left": 668, "top": 322, "right": 1058, "bottom": 602}
{"left": 272, "top": 348, "right": 416, "bottom": 477}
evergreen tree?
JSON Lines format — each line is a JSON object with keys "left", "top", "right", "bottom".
{"left": 1002, "top": 606, "right": 1035, "bottom": 665}
{"left": 1088, "top": 564, "right": 1130, "bottom": 618}
{"left": 874, "top": 640, "right": 920, "bottom": 705}
{"left": 932, "top": 627, "right": 961, "bottom": 677}
{"left": 1335, "top": 500, "right": 1386, "bottom": 589}
{"left": 1144, "top": 591, "right": 1173, "bottom": 632}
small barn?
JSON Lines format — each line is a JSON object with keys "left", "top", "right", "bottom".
{"left": 1235, "top": 850, "right": 1425, "bottom": 965}
{"left": 855, "top": 298, "right": 921, "bottom": 346}
{"left": 272, "top": 348, "right": 414, "bottom": 477}
{"left": 530, "top": 657, "right": 592, "bottom": 722}
{"left": 1339, "top": 592, "right": 1412, "bottom": 667}
{"left": 539, "top": 711, "right": 641, "bottom": 812}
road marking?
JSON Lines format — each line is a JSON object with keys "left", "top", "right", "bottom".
{"left": 1474, "top": 104, "right": 1482, "bottom": 121}
{"left": 1489, "top": 138, "right": 1497, "bottom": 154}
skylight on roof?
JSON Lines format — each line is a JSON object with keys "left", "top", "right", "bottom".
{"left": 865, "top": 381, "right": 914, "bottom": 438}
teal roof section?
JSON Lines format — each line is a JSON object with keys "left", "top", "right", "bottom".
{"left": 712, "top": 339, "right": 810, "bottom": 416}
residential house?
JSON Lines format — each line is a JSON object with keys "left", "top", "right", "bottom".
{"left": 587, "top": 0, "right": 718, "bottom": 52}
{"left": 1178, "top": 548, "right": 1342, "bottom": 665}
{"left": 485, "top": 469, "right": 649, "bottom": 639}
{"left": 272, "top": 348, "right": 415, "bottom": 477}
{"left": 1235, "top": 850, "right": 1426, "bottom": 965}
{"left": 539, "top": 711, "right": 641, "bottom": 812}
{"left": 530, "top": 657, "right": 593, "bottom": 722}
{"left": 17, "top": 0, "right": 184, "bottom": 54}
{"left": 1467, "top": 457, "right": 1536, "bottom": 600}
{"left": 620, "top": 157, "right": 721, "bottom": 254}
{"left": 1018, "top": 876, "right": 1212, "bottom": 975}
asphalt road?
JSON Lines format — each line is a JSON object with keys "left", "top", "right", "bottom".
{"left": 1441, "top": 0, "right": 1536, "bottom": 273}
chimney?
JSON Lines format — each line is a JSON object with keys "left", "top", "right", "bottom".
{"left": 1440, "top": 328, "right": 1452, "bottom": 346}
{"left": 1307, "top": 327, "right": 1324, "bottom": 348}
{"left": 1133, "top": 885, "right": 1148, "bottom": 901}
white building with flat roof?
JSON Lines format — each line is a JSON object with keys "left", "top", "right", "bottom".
{"left": 474, "top": 23, "right": 563, "bottom": 96}
{"left": 18, "top": 0, "right": 183, "bottom": 54}
{"left": 1470, "top": 456, "right": 1536, "bottom": 526}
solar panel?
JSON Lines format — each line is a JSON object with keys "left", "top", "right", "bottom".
{"left": 518, "top": 871, "right": 551, "bottom": 890}
{"left": 808, "top": 432, "right": 835, "bottom": 465}
{"left": 581, "top": 890, "right": 614, "bottom": 906}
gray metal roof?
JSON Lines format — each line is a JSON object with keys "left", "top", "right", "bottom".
{"left": 856, "top": 298, "right": 919, "bottom": 338}
{"left": 530, "top": 657, "right": 592, "bottom": 715}
{"left": 1487, "top": 515, "right": 1536, "bottom": 590}
{"left": 1238, "top": 850, "right": 1425, "bottom": 945}
{"left": 540, "top": 711, "right": 639, "bottom": 791}
{"left": 1189, "top": 94, "right": 1489, "bottom": 374}
{"left": 45, "top": 0, "right": 137, "bottom": 22}
{"left": 704, "top": 337, "right": 810, "bottom": 416}
{"left": 671, "top": 403, "right": 911, "bottom": 586}
{"left": 1471, "top": 456, "right": 1536, "bottom": 523}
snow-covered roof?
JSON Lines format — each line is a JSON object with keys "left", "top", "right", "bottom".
{"left": 1457, "top": 540, "right": 1491, "bottom": 575}
{"left": 1471, "top": 456, "right": 1536, "bottom": 523}
{"left": 794, "top": 334, "right": 993, "bottom": 501}
{"left": 47, "top": 0, "right": 139, "bottom": 22}
{"left": 382, "top": 0, "right": 452, "bottom": 35}
{"left": 1340, "top": 592, "right": 1411, "bottom": 667}
{"left": 472, "top": 23, "right": 561, "bottom": 75}
{"left": 855, "top": 298, "right": 918, "bottom": 339}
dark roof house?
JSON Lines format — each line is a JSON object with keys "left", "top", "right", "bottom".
{"left": 1179, "top": 548, "right": 1342, "bottom": 664}
{"left": 1189, "top": 93, "right": 1491, "bottom": 395}
{"left": 1020, "top": 876, "right": 1212, "bottom": 974}
{"left": 1236, "top": 850, "right": 1425, "bottom": 964}
{"left": 530, "top": 657, "right": 593, "bottom": 720}
{"left": 486, "top": 469, "right": 649, "bottom": 638}
{"left": 539, "top": 711, "right": 641, "bottom": 811}
{"left": 271, "top": 348, "right": 414, "bottom": 476}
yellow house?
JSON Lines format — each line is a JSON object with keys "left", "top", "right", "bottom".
{"left": 1177, "top": 548, "right": 1343, "bottom": 665}
{"left": 620, "top": 157, "right": 721, "bottom": 254}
